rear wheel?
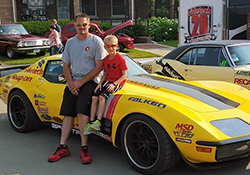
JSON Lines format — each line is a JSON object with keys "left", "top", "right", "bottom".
{"left": 121, "top": 114, "right": 180, "bottom": 175}
{"left": 118, "top": 43, "right": 125, "bottom": 52}
{"left": 8, "top": 90, "right": 42, "bottom": 132}
{"left": 6, "top": 46, "right": 17, "bottom": 59}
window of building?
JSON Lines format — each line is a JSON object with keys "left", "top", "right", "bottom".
{"left": 82, "top": 0, "right": 97, "bottom": 17}
{"left": 111, "top": 0, "right": 125, "bottom": 17}
{"left": 57, "top": 0, "right": 70, "bottom": 19}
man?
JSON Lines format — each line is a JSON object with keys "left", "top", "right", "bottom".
{"left": 48, "top": 13, "right": 106, "bottom": 164}
{"left": 52, "top": 19, "right": 61, "bottom": 34}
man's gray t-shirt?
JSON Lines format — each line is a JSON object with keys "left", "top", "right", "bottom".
{"left": 62, "top": 34, "right": 106, "bottom": 83}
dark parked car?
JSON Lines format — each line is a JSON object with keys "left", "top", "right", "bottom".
{"left": 0, "top": 24, "right": 50, "bottom": 59}
{"left": 45, "top": 20, "right": 134, "bottom": 51}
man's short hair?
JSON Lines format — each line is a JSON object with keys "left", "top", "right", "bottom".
{"left": 74, "top": 13, "right": 90, "bottom": 22}
{"left": 52, "top": 19, "right": 57, "bottom": 23}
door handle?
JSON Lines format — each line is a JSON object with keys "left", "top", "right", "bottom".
{"left": 185, "top": 69, "right": 192, "bottom": 72}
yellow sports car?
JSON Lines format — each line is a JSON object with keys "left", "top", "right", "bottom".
{"left": 141, "top": 40, "right": 250, "bottom": 90}
{"left": 1, "top": 54, "right": 250, "bottom": 175}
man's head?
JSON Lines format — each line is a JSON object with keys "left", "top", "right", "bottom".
{"left": 74, "top": 13, "right": 91, "bottom": 37}
{"left": 52, "top": 19, "right": 57, "bottom": 25}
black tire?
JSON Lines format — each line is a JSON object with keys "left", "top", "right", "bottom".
{"left": 118, "top": 43, "right": 125, "bottom": 52}
{"left": 8, "top": 90, "right": 42, "bottom": 132}
{"left": 121, "top": 114, "right": 180, "bottom": 175}
{"left": 6, "top": 46, "right": 17, "bottom": 59}
{"left": 36, "top": 51, "right": 46, "bottom": 56}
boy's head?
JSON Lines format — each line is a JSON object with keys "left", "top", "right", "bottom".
{"left": 104, "top": 35, "right": 118, "bottom": 54}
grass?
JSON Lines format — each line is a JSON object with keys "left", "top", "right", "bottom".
{"left": 158, "top": 40, "right": 178, "bottom": 47}
{"left": 0, "top": 48, "right": 160, "bottom": 65}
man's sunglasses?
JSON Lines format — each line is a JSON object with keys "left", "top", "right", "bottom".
{"left": 104, "top": 45, "right": 118, "bottom": 49}
{"left": 75, "top": 22, "right": 89, "bottom": 27}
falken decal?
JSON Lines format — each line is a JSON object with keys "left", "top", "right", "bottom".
{"left": 176, "top": 138, "right": 192, "bottom": 144}
{"left": 156, "top": 60, "right": 185, "bottom": 80}
{"left": 128, "top": 97, "right": 166, "bottom": 109}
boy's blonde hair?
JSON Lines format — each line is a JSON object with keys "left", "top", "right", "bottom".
{"left": 104, "top": 35, "right": 118, "bottom": 45}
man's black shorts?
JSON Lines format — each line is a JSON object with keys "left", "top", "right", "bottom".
{"left": 60, "top": 80, "right": 97, "bottom": 117}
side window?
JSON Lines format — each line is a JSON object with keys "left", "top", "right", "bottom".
{"left": 43, "top": 61, "right": 65, "bottom": 84}
{"left": 179, "top": 50, "right": 192, "bottom": 65}
{"left": 202, "top": 48, "right": 220, "bottom": 66}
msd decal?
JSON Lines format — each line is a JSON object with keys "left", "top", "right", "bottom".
{"left": 185, "top": 5, "right": 217, "bottom": 43}
{"left": 173, "top": 123, "right": 194, "bottom": 138}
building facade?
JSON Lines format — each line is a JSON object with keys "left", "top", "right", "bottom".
{"left": 0, "top": 0, "right": 149, "bottom": 24}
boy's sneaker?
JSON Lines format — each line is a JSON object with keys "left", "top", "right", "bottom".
{"left": 83, "top": 123, "right": 92, "bottom": 135}
{"left": 80, "top": 147, "right": 92, "bottom": 164}
{"left": 48, "top": 145, "right": 71, "bottom": 162}
{"left": 90, "top": 120, "right": 101, "bottom": 131}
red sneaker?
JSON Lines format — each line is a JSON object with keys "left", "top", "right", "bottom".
{"left": 80, "top": 147, "right": 92, "bottom": 164}
{"left": 48, "top": 145, "right": 71, "bottom": 162}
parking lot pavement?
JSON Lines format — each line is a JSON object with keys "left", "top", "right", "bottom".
{"left": 134, "top": 43, "right": 175, "bottom": 56}
{"left": 0, "top": 99, "right": 6, "bottom": 114}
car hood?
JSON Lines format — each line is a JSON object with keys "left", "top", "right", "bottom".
{"left": 127, "top": 74, "right": 246, "bottom": 113}
{"left": 3, "top": 34, "right": 48, "bottom": 41}
{"left": 104, "top": 20, "right": 134, "bottom": 35}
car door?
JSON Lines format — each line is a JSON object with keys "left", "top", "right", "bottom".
{"left": 175, "top": 47, "right": 235, "bottom": 83}
{"left": 32, "top": 60, "right": 66, "bottom": 122}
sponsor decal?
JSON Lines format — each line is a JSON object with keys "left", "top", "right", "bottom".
{"left": 37, "top": 106, "right": 48, "bottom": 114}
{"left": 127, "top": 80, "right": 160, "bottom": 90}
{"left": 176, "top": 138, "right": 192, "bottom": 144}
{"left": 34, "top": 100, "right": 46, "bottom": 106}
{"left": 24, "top": 67, "right": 44, "bottom": 75}
{"left": 0, "top": 79, "right": 2, "bottom": 87}
{"left": 12, "top": 74, "right": 33, "bottom": 82}
{"left": 41, "top": 114, "right": 52, "bottom": 120}
{"left": 5, "top": 84, "right": 11, "bottom": 89}
{"left": 128, "top": 97, "right": 166, "bottom": 109}
{"left": 234, "top": 78, "right": 250, "bottom": 85}
{"left": 34, "top": 93, "right": 46, "bottom": 98}
{"left": 173, "top": 123, "right": 194, "bottom": 138}
{"left": 4, "top": 76, "right": 10, "bottom": 83}
{"left": 235, "top": 71, "right": 250, "bottom": 76}
{"left": 142, "top": 64, "right": 152, "bottom": 73}
{"left": 52, "top": 117, "right": 63, "bottom": 123}
{"left": 158, "top": 62, "right": 185, "bottom": 80}
{"left": 185, "top": 5, "right": 217, "bottom": 44}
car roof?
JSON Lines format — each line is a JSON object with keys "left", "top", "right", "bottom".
{"left": 163, "top": 40, "right": 250, "bottom": 59}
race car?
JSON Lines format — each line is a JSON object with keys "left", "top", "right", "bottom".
{"left": 1, "top": 54, "right": 250, "bottom": 175}
{"left": 140, "top": 40, "right": 250, "bottom": 90}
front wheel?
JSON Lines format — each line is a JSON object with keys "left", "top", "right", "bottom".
{"left": 8, "top": 90, "right": 42, "bottom": 132}
{"left": 6, "top": 46, "right": 17, "bottom": 59}
{"left": 121, "top": 114, "right": 180, "bottom": 175}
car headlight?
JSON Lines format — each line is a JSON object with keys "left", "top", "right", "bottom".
{"left": 43, "top": 39, "right": 50, "bottom": 46}
{"left": 210, "top": 118, "right": 250, "bottom": 137}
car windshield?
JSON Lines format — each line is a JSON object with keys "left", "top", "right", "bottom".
{"left": 227, "top": 44, "right": 250, "bottom": 66}
{"left": 0, "top": 25, "right": 29, "bottom": 35}
{"left": 122, "top": 55, "right": 149, "bottom": 76}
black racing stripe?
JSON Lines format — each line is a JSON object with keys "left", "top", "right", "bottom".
{"left": 128, "top": 75, "right": 240, "bottom": 110}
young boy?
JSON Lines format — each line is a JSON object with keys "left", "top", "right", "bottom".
{"left": 84, "top": 35, "right": 128, "bottom": 135}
